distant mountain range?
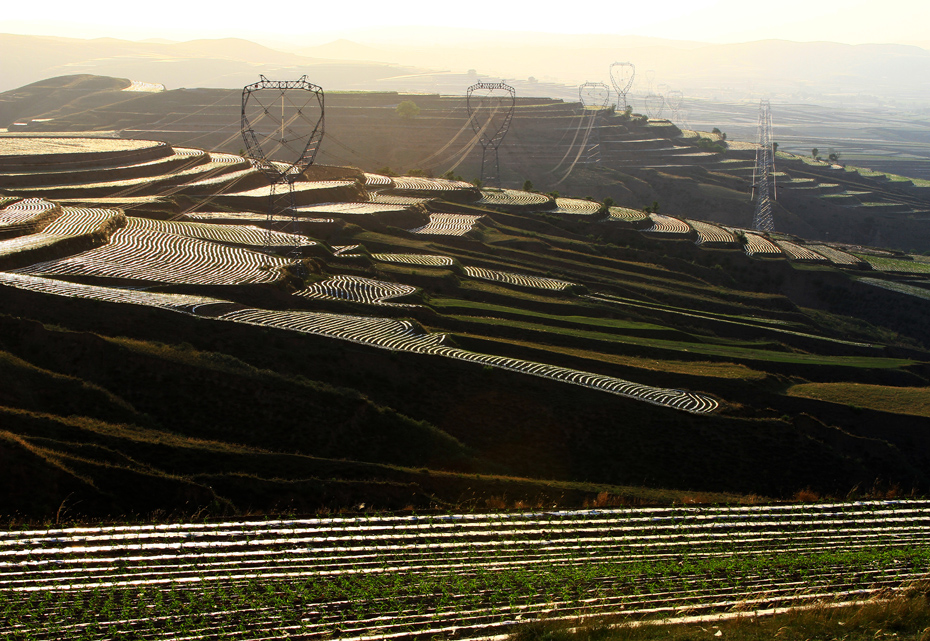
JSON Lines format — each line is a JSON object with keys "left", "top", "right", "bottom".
{"left": 2, "top": 30, "right": 929, "bottom": 107}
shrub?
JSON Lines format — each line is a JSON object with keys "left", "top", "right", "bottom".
{"left": 396, "top": 100, "right": 420, "bottom": 119}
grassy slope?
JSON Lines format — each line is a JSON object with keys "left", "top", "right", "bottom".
{"left": 788, "top": 382, "right": 930, "bottom": 418}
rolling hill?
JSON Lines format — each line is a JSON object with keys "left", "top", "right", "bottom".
{"left": 1, "top": 83, "right": 930, "bottom": 521}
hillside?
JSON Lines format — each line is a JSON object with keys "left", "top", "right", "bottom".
{"left": 1, "top": 102, "right": 930, "bottom": 520}
{"left": 4, "top": 76, "right": 930, "bottom": 252}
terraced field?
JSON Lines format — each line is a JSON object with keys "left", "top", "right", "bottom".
{"left": 410, "top": 213, "right": 483, "bottom": 236}
{"left": 856, "top": 254, "right": 930, "bottom": 273}
{"left": 0, "top": 231, "right": 69, "bottom": 258}
{"left": 775, "top": 240, "right": 827, "bottom": 262}
{"left": 295, "top": 275, "right": 420, "bottom": 306}
{"left": 3, "top": 130, "right": 930, "bottom": 557}
{"left": 371, "top": 253, "right": 455, "bottom": 267}
{"left": 1, "top": 501, "right": 926, "bottom": 639}
{"left": 15, "top": 224, "right": 291, "bottom": 285}
{"left": 687, "top": 219, "right": 737, "bottom": 247}
{"left": 551, "top": 197, "right": 602, "bottom": 216}
{"left": 389, "top": 176, "right": 475, "bottom": 193}
{"left": 127, "top": 217, "right": 314, "bottom": 249}
{"left": 363, "top": 173, "right": 394, "bottom": 188}
{"left": 807, "top": 244, "right": 867, "bottom": 267}
{"left": 0, "top": 270, "right": 718, "bottom": 413}
{"left": 857, "top": 277, "right": 930, "bottom": 301}
{"left": 292, "top": 202, "right": 412, "bottom": 217}
{"left": 0, "top": 206, "right": 125, "bottom": 261}
{"left": 211, "top": 180, "right": 357, "bottom": 203}
{"left": 606, "top": 206, "right": 649, "bottom": 225}
{"left": 643, "top": 214, "right": 692, "bottom": 237}
{"left": 463, "top": 265, "right": 576, "bottom": 291}
{"left": 476, "top": 189, "right": 552, "bottom": 209}
{"left": 740, "top": 232, "right": 784, "bottom": 258}
{"left": 369, "top": 193, "right": 432, "bottom": 205}
{"left": 43, "top": 206, "right": 125, "bottom": 236}
{"left": 0, "top": 198, "right": 59, "bottom": 235}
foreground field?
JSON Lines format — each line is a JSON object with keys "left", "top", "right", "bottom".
{"left": 1, "top": 501, "right": 927, "bottom": 639}
{"left": 508, "top": 586, "right": 930, "bottom": 641}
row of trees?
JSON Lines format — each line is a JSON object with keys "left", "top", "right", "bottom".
{"left": 811, "top": 147, "right": 841, "bottom": 163}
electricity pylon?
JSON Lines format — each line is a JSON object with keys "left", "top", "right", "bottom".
{"left": 751, "top": 100, "right": 776, "bottom": 232}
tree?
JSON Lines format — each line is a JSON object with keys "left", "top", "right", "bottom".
{"left": 828, "top": 151, "right": 841, "bottom": 163}
{"left": 396, "top": 100, "right": 420, "bottom": 119}
{"left": 523, "top": 180, "right": 534, "bottom": 192}
{"left": 812, "top": 148, "right": 819, "bottom": 159}
{"left": 772, "top": 142, "right": 779, "bottom": 153}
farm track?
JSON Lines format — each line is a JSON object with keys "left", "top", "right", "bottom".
{"left": 0, "top": 273, "right": 718, "bottom": 413}
{"left": 1, "top": 502, "right": 927, "bottom": 639}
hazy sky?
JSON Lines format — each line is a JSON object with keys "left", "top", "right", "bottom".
{"left": 2, "top": 0, "right": 928, "bottom": 46}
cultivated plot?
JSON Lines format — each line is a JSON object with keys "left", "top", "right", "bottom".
{"left": 0, "top": 501, "right": 925, "bottom": 639}
{"left": 463, "top": 265, "right": 575, "bottom": 291}
{"left": 410, "top": 213, "right": 483, "bottom": 236}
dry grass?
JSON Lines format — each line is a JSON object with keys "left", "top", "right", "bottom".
{"left": 787, "top": 382, "right": 930, "bottom": 418}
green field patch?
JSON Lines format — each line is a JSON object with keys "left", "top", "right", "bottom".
{"left": 3, "top": 544, "right": 926, "bottom": 636}
{"left": 787, "top": 382, "right": 930, "bottom": 418}
{"left": 430, "top": 297, "right": 672, "bottom": 333}
{"left": 444, "top": 314, "right": 913, "bottom": 368}
{"left": 855, "top": 254, "right": 930, "bottom": 274}
{"left": 458, "top": 333, "right": 769, "bottom": 380}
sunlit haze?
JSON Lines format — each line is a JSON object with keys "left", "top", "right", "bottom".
{"left": 2, "top": 0, "right": 929, "bottom": 47}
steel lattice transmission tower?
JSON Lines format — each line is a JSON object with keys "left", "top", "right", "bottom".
{"left": 579, "top": 82, "right": 611, "bottom": 165}
{"left": 751, "top": 99, "right": 777, "bottom": 232}
{"left": 609, "top": 62, "right": 635, "bottom": 111}
{"left": 466, "top": 81, "right": 515, "bottom": 188}
{"left": 241, "top": 75, "right": 324, "bottom": 254}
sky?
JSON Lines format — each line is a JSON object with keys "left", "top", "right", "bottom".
{"left": 2, "top": 0, "right": 928, "bottom": 47}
